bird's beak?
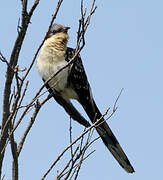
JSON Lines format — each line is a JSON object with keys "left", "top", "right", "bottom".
{"left": 64, "top": 26, "right": 70, "bottom": 33}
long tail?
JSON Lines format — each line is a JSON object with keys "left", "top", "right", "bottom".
{"left": 81, "top": 99, "right": 135, "bottom": 173}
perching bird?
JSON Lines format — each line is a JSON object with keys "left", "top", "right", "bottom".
{"left": 36, "top": 24, "right": 135, "bottom": 173}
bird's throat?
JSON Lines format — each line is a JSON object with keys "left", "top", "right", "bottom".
{"left": 44, "top": 32, "right": 69, "bottom": 52}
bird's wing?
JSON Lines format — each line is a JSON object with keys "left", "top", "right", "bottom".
{"left": 65, "top": 47, "right": 96, "bottom": 120}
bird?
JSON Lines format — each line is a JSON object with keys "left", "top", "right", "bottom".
{"left": 36, "top": 23, "right": 135, "bottom": 173}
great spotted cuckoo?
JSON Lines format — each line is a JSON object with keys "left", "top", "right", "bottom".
{"left": 36, "top": 24, "right": 135, "bottom": 173}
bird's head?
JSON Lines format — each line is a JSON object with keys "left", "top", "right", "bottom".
{"left": 47, "top": 24, "right": 70, "bottom": 39}
{"left": 45, "top": 24, "right": 70, "bottom": 51}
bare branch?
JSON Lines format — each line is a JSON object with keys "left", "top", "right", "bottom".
{"left": 28, "top": 0, "right": 40, "bottom": 17}
{"left": 0, "top": 0, "right": 40, "bottom": 176}
{"left": 10, "top": 137, "right": 18, "bottom": 180}
{"left": 0, "top": 51, "right": 9, "bottom": 66}
{"left": 73, "top": 129, "right": 94, "bottom": 180}
{"left": 62, "top": 150, "right": 96, "bottom": 179}
{"left": 113, "top": 88, "right": 124, "bottom": 112}
{"left": 57, "top": 145, "right": 80, "bottom": 179}
{"left": 69, "top": 118, "right": 74, "bottom": 160}
{"left": 63, "top": 129, "right": 96, "bottom": 180}
{"left": 17, "top": 95, "right": 51, "bottom": 155}
{"left": 12, "top": 80, "right": 29, "bottom": 125}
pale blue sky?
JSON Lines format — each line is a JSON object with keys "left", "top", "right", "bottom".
{"left": 1, "top": 0, "right": 163, "bottom": 179}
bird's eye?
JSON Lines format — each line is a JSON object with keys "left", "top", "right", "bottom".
{"left": 57, "top": 28, "right": 62, "bottom": 33}
{"left": 52, "top": 29, "right": 60, "bottom": 35}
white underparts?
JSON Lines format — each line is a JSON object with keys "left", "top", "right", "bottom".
{"left": 36, "top": 35, "right": 78, "bottom": 100}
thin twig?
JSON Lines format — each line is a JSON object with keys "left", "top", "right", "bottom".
{"left": 9, "top": 87, "right": 15, "bottom": 106}
{"left": 0, "top": 51, "right": 10, "bottom": 66}
{"left": 60, "top": 149, "right": 96, "bottom": 179}
{"left": 113, "top": 88, "right": 124, "bottom": 112}
{"left": 73, "top": 128, "right": 94, "bottom": 180}
{"left": 57, "top": 145, "right": 80, "bottom": 179}
{"left": 79, "top": 128, "right": 86, "bottom": 153}
{"left": 63, "top": 129, "right": 94, "bottom": 180}
{"left": 69, "top": 117, "right": 73, "bottom": 160}
{"left": 12, "top": 80, "right": 29, "bottom": 125}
